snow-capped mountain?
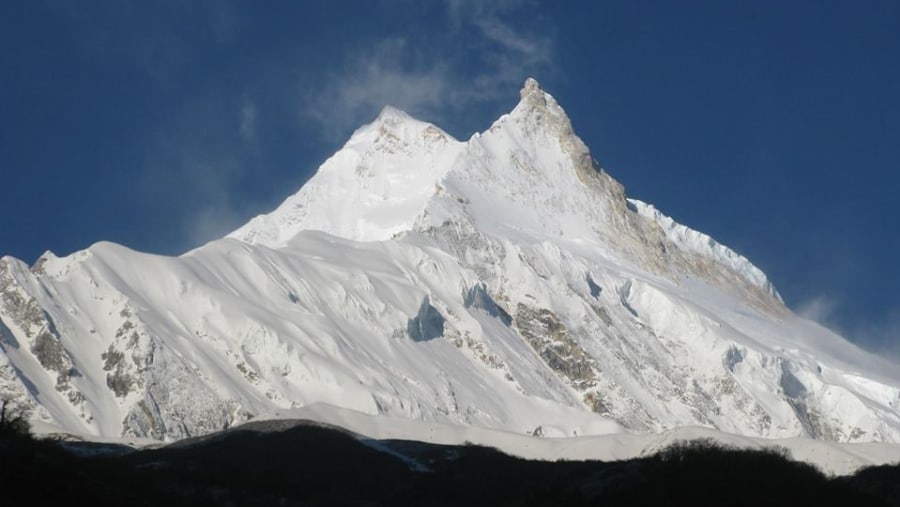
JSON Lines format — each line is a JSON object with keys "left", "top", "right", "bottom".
{"left": 2, "top": 79, "right": 899, "bottom": 450}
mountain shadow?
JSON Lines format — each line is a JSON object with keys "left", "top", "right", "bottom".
{"left": 1, "top": 422, "right": 897, "bottom": 506}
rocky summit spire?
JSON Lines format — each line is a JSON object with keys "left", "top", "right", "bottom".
{"left": 506, "top": 77, "right": 577, "bottom": 141}
{"left": 518, "top": 76, "right": 562, "bottom": 110}
{"left": 516, "top": 77, "right": 565, "bottom": 118}
{"left": 499, "top": 78, "right": 612, "bottom": 193}
{"left": 520, "top": 76, "right": 543, "bottom": 99}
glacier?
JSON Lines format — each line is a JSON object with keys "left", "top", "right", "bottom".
{"left": 2, "top": 78, "right": 899, "bottom": 470}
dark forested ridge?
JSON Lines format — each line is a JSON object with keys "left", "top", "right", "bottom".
{"left": 1, "top": 420, "right": 898, "bottom": 506}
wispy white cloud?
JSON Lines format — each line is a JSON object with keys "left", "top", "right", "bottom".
{"left": 185, "top": 205, "right": 247, "bottom": 249}
{"left": 475, "top": 15, "right": 550, "bottom": 61}
{"left": 797, "top": 294, "right": 900, "bottom": 362}
{"left": 302, "top": 1, "right": 555, "bottom": 138}
{"left": 852, "top": 310, "right": 900, "bottom": 362}
{"left": 136, "top": 94, "right": 257, "bottom": 251}
{"left": 303, "top": 38, "right": 454, "bottom": 138}
{"left": 239, "top": 97, "right": 258, "bottom": 142}
{"left": 796, "top": 295, "right": 842, "bottom": 330}
{"left": 56, "top": 1, "right": 556, "bottom": 251}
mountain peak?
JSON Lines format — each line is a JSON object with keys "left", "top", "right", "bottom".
{"left": 7, "top": 77, "right": 900, "bottom": 458}
{"left": 520, "top": 77, "right": 543, "bottom": 98}
{"left": 229, "top": 101, "right": 463, "bottom": 246}
{"left": 228, "top": 79, "right": 776, "bottom": 305}
{"left": 514, "top": 77, "right": 563, "bottom": 119}
{"left": 346, "top": 105, "right": 422, "bottom": 146}
{"left": 374, "top": 104, "right": 412, "bottom": 125}
{"left": 496, "top": 78, "right": 577, "bottom": 147}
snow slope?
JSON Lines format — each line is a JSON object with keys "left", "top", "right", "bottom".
{"left": 2, "top": 79, "right": 899, "bottom": 472}
{"left": 261, "top": 402, "right": 900, "bottom": 476}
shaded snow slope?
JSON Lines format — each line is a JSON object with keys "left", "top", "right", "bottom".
{"left": 2, "top": 79, "right": 899, "bottom": 453}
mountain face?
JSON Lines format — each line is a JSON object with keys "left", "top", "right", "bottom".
{"left": 2, "top": 79, "right": 899, "bottom": 445}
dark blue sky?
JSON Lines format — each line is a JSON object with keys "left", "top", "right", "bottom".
{"left": 2, "top": 1, "right": 898, "bottom": 356}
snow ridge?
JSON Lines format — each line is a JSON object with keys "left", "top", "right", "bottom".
{"left": 628, "top": 199, "right": 781, "bottom": 300}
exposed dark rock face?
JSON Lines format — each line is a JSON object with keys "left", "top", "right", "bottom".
{"left": 586, "top": 274, "right": 602, "bottom": 299}
{"left": 122, "top": 363, "right": 239, "bottom": 441}
{"left": 779, "top": 361, "right": 807, "bottom": 399}
{"left": 0, "top": 261, "right": 81, "bottom": 401}
{"left": 464, "top": 284, "right": 512, "bottom": 326}
{"left": 408, "top": 298, "right": 445, "bottom": 342}
{"left": 724, "top": 346, "right": 744, "bottom": 372}
{"left": 0, "top": 265, "right": 45, "bottom": 339}
{"left": 617, "top": 280, "right": 639, "bottom": 318}
{"left": 32, "top": 332, "right": 66, "bottom": 375}
{"left": 514, "top": 304, "right": 596, "bottom": 386}
{"left": 102, "top": 345, "right": 133, "bottom": 398}
{"left": 590, "top": 305, "right": 613, "bottom": 326}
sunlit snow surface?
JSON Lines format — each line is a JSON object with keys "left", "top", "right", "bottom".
{"left": 2, "top": 79, "right": 899, "bottom": 474}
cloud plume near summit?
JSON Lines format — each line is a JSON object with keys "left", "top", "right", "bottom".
{"left": 302, "top": 1, "right": 556, "bottom": 139}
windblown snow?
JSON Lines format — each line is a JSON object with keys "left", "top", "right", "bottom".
{"left": 2, "top": 78, "right": 899, "bottom": 473}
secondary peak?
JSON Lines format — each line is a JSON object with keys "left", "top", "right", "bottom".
{"left": 374, "top": 105, "right": 413, "bottom": 124}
